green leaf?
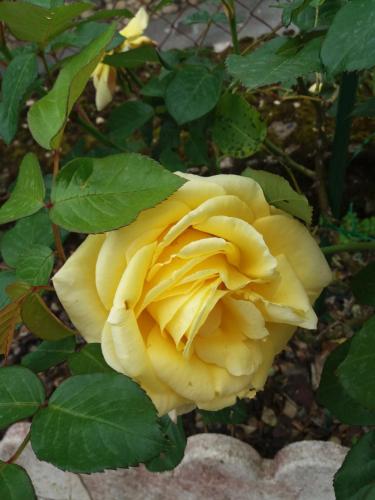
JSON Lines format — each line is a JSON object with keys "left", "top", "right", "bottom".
{"left": 243, "top": 168, "right": 312, "bottom": 224}
{"left": 24, "top": 0, "right": 64, "bottom": 7}
{"left": 27, "top": 24, "right": 116, "bottom": 149}
{"left": 337, "top": 316, "right": 375, "bottom": 409}
{"left": 165, "top": 65, "right": 223, "bottom": 125}
{"left": 293, "top": 0, "right": 345, "bottom": 31}
{"left": 0, "top": 154, "right": 45, "bottom": 225}
{"left": 351, "top": 262, "right": 375, "bottom": 307}
{"left": 141, "top": 72, "right": 173, "bottom": 97}
{"left": 199, "top": 399, "right": 248, "bottom": 424}
{"left": 317, "top": 340, "right": 375, "bottom": 425}
{"left": 146, "top": 416, "right": 186, "bottom": 472}
{"left": 334, "top": 431, "right": 375, "bottom": 499}
{"left": 50, "top": 153, "right": 185, "bottom": 233}
{"left": 0, "top": 1, "right": 92, "bottom": 45}
{"left": 31, "top": 373, "right": 164, "bottom": 472}
{"left": 16, "top": 244, "right": 54, "bottom": 286}
{"left": 21, "top": 293, "right": 75, "bottom": 341}
{"left": 1, "top": 210, "right": 54, "bottom": 268}
{"left": 22, "top": 337, "right": 76, "bottom": 373}
{"left": 104, "top": 46, "right": 160, "bottom": 69}
{"left": 77, "top": 7, "right": 132, "bottom": 23}
{"left": 68, "top": 343, "right": 114, "bottom": 375}
{"left": 0, "top": 462, "right": 36, "bottom": 500}
{"left": 212, "top": 94, "right": 266, "bottom": 158}
{"left": 0, "top": 366, "right": 45, "bottom": 429}
{"left": 282, "top": 0, "right": 309, "bottom": 26}
{"left": 321, "top": 0, "right": 375, "bottom": 74}
{"left": 226, "top": 36, "right": 323, "bottom": 89}
{"left": 0, "top": 53, "right": 38, "bottom": 144}
{"left": 0, "top": 271, "right": 17, "bottom": 309}
{"left": 107, "top": 101, "right": 154, "bottom": 146}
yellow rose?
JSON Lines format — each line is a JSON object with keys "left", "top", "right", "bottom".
{"left": 92, "top": 7, "right": 153, "bottom": 111}
{"left": 53, "top": 173, "right": 331, "bottom": 415}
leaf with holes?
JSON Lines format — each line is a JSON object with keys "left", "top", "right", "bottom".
{"left": 227, "top": 36, "right": 323, "bottom": 89}
{"left": 0, "top": 462, "right": 36, "bottom": 500}
{"left": 50, "top": 153, "right": 185, "bottom": 233}
{"left": 30, "top": 373, "right": 164, "bottom": 472}
{"left": 243, "top": 168, "right": 312, "bottom": 224}
{"left": 165, "top": 65, "right": 223, "bottom": 125}
{"left": 28, "top": 24, "right": 116, "bottom": 149}
{"left": 21, "top": 293, "right": 75, "bottom": 341}
{"left": 0, "top": 366, "right": 45, "bottom": 429}
{"left": 213, "top": 94, "right": 266, "bottom": 158}
{"left": 0, "top": 154, "right": 45, "bottom": 225}
{"left": 22, "top": 337, "right": 76, "bottom": 373}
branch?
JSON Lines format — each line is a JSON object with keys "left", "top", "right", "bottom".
{"left": 321, "top": 241, "right": 375, "bottom": 255}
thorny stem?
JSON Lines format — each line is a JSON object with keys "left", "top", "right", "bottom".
{"left": 51, "top": 150, "right": 66, "bottom": 263}
{"left": 263, "top": 138, "right": 317, "bottom": 180}
{"left": 5, "top": 431, "right": 31, "bottom": 464}
{"left": 321, "top": 241, "right": 375, "bottom": 255}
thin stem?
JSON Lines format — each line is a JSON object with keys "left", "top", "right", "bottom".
{"left": 321, "top": 241, "right": 375, "bottom": 255}
{"left": 0, "top": 22, "right": 12, "bottom": 61}
{"left": 39, "top": 50, "right": 52, "bottom": 85}
{"left": 263, "top": 138, "right": 317, "bottom": 179}
{"left": 222, "top": 0, "right": 240, "bottom": 54}
{"left": 6, "top": 431, "right": 31, "bottom": 464}
{"left": 51, "top": 150, "right": 66, "bottom": 263}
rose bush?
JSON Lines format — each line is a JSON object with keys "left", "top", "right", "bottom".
{"left": 53, "top": 173, "right": 331, "bottom": 415}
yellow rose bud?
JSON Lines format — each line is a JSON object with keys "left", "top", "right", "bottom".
{"left": 91, "top": 7, "right": 153, "bottom": 111}
{"left": 53, "top": 173, "right": 331, "bottom": 415}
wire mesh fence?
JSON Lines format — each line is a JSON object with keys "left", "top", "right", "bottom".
{"left": 97, "top": 0, "right": 282, "bottom": 51}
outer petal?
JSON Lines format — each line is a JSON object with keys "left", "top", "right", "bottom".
{"left": 147, "top": 327, "right": 250, "bottom": 402}
{"left": 120, "top": 7, "right": 149, "bottom": 40}
{"left": 203, "top": 174, "right": 270, "bottom": 219}
{"left": 253, "top": 215, "right": 332, "bottom": 300}
{"left": 101, "top": 311, "right": 189, "bottom": 415}
{"left": 53, "top": 234, "right": 107, "bottom": 342}
{"left": 92, "top": 63, "right": 116, "bottom": 111}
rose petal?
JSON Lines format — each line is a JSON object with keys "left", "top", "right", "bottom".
{"left": 53, "top": 234, "right": 107, "bottom": 342}
{"left": 254, "top": 215, "right": 332, "bottom": 300}
{"left": 195, "top": 215, "right": 277, "bottom": 278}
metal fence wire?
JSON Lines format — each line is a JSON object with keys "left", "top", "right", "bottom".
{"left": 97, "top": 0, "right": 282, "bottom": 51}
